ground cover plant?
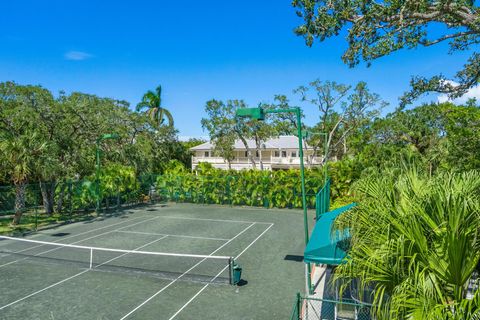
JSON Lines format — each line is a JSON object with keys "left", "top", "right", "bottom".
{"left": 156, "top": 161, "right": 327, "bottom": 209}
{"left": 334, "top": 168, "right": 480, "bottom": 319}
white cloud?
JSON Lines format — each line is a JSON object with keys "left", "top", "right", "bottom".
{"left": 64, "top": 51, "right": 93, "bottom": 61}
{"left": 438, "top": 81, "right": 480, "bottom": 104}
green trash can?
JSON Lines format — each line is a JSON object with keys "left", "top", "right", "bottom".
{"left": 232, "top": 264, "right": 242, "bottom": 285}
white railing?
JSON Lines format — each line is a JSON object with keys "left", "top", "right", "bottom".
{"left": 192, "top": 156, "right": 324, "bottom": 166}
{"left": 270, "top": 156, "right": 323, "bottom": 165}
{"left": 192, "top": 157, "right": 228, "bottom": 164}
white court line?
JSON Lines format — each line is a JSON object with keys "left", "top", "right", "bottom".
{"left": 168, "top": 223, "right": 275, "bottom": 320}
{"left": 0, "top": 235, "right": 231, "bottom": 260}
{"left": 93, "top": 236, "right": 168, "bottom": 268}
{"left": 115, "top": 230, "right": 229, "bottom": 241}
{"left": 156, "top": 215, "right": 273, "bottom": 225}
{"left": 0, "top": 234, "right": 170, "bottom": 311}
{"left": 168, "top": 202, "right": 294, "bottom": 213}
{"left": 0, "top": 271, "right": 90, "bottom": 311}
{"left": 119, "top": 222, "right": 256, "bottom": 320}
{"left": 0, "top": 215, "right": 163, "bottom": 268}
{"left": 0, "top": 215, "right": 146, "bottom": 256}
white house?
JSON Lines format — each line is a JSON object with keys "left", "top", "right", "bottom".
{"left": 190, "top": 135, "right": 323, "bottom": 170}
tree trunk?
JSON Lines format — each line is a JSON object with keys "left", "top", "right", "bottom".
{"left": 39, "top": 181, "right": 55, "bottom": 215}
{"left": 312, "top": 144, "right": 320, "bottom": 167}
{"left": 255, "top": 139, "right": 264, "bottom": 171}
{"left": 12, "top": 182, "right": 26, "bottom": 225}
{"left": 303, "top": 138, "right": 311, "bottom": 168}
{"left": 259, "top": 148, "right": 263, "bottom": 170}
{"left": 237, "top": 135, "right": 256, "bottom": 168}
{"left": 55, "top": 182, "right": 67, "bottom": 213}
{"left": 324, "top": 116, "right": 344, "bottom": 165}
{"left": 249, "top": 149, "right": 256, "bottom": 169}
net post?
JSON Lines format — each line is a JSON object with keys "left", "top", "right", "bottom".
{"left": 229, "top": 257, "right": 234, "bottom": 285}
{"left": 89, "top": 248, "right": 93, "bottom": 269}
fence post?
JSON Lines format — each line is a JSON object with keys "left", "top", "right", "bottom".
{"left": 68, "top": 181, "right": 72, "bottom": 221}
{"left": 296, "top": 292, "right": 301, "bottom": 320}
{"left": 150, "top": 175, "right": 154, "bottom": 204}
{"left": 116, "top": 190, "right": 120, "bottom": 212}
{"left": 34, "top": 185, "right": 38, "bottom": 231}
{"left": 326, "top": 179, "right": 331, "bottom": 212}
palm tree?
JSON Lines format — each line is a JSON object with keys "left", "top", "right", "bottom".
{"left": 0, "top": 133, "right": 46, "bottom": 225}
{"left": 333, "top": 169, "right": 480, "bottom": 319}
{"left": 136, "top": 85, "right": 173, "bottom": 127}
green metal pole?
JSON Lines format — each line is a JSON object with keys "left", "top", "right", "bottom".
{"left": 322, "top": 132, "right": 328, "bottom": 185}
{"left": 95, "top": 140, "right": 101, "bottom": 214}
{"left": 295, "top": 108, "right": 313, "bottom": 294}
{"left": 236, "top": 107, "right": 314, "bottom": 294}
{"left": 295, "top": 108, "right": 309, "bottom": 245}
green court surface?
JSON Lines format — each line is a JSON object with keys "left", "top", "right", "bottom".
{"left": 0, "top": 203, "right": 308, "bottom": 319}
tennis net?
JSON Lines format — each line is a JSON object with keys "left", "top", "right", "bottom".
{"left": 0, "top": 235, "right": 235, "bottom": 285}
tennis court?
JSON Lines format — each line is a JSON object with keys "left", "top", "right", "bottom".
{"left": 0, "top": 203, "right": 307, "bottom": 319}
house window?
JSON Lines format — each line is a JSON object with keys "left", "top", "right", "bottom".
{"left": 291, "top": 151, "right": 297, "bottom": 157}
{"left": 244, "top": 151, "right": 248, "bottom": 157}
{"left": 281, "top": 151, "right": 287, "bottom": 158}
{"left": 256, "top": 150, "right": 259, "bottom": 157}
{"left": 274, "top": 150, "right": 280, "bottom": 157}
{"left": 204, "top": 151, "right": 210, "bottom": 157}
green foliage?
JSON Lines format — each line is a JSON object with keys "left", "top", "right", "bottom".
{"left": 292, "top": 0, "right": 480, "bottom": 103}
{"left": 181, "top": 138, "right": 206, "bottom": 149}
{"left": 0, "top": 83, "right": 52, "bottom": 185}
{"left": 324, "top": 101, "right": 480, "bottom": 208}
{"left": 334, "top": 169, "right": 480, "bottom": 319}
{"left": 0, "top": 172, "right": 160, "bottom": 234}
{"left": 201, "top": 98, "right": 297, "bottom": 170}
{"left": 0, "top": 82, "right": 189, "bottom": 180}
{"left": 354, "top": 102, "right": 480, "bottom": 174}
{"left": 0, "top": 82, "right": 190, "bottom": 223}
{"left": 296, "top": 80, "right": 386, "bottom": 161}
{"left": 98, "top": 164, "right": 137, "bottom": 196}
{"left": 201, "top": 99, "right": 238, "bottom": 167}
{"left": 157, "top": 162, "right": 326, "bottom": 209}
{"left": 440, "top": 103, "right": 480, "bottom": 170}
{"left": 328, "top": 159, "right": 363, "bottom": 202}
{"left": 136, "top": 85, "right": 174, "bottom": 127}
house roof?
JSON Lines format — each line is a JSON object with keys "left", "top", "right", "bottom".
{"left": 190, "top": 135, "right": 310, "bottom": 151}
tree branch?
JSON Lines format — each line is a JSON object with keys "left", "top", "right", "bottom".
{"left": 419, "top": 31, "right": 477, "bottom": 46}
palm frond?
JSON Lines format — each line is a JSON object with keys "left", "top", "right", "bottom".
{"left": 136, "top": 85, "right": 173, "bottom": 128}
{"left": 155, "top": 85, "right": 162, "bottom": 107}
{"left": 333, "top": 169, "right": 480, "bottom": 319}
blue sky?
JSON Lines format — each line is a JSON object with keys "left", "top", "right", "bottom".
{"left": 0, "top": 1, "right": 475, "bottom": 137}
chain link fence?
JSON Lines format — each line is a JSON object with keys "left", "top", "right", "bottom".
{"left": 156, "top": 173, "right": 323, "bottom": 209}
{"left": 1, "top": 173, "right": 328, "bottom": 235}
{"left": 0, "top": 174, "right": 161, "bottom": 235}
{"left": 290, "top": 294, "right": 373, "bottom": 320}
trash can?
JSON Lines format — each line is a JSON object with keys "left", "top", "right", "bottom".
{"left": 232, "top": 264, "right": 242, "bottom": 285}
